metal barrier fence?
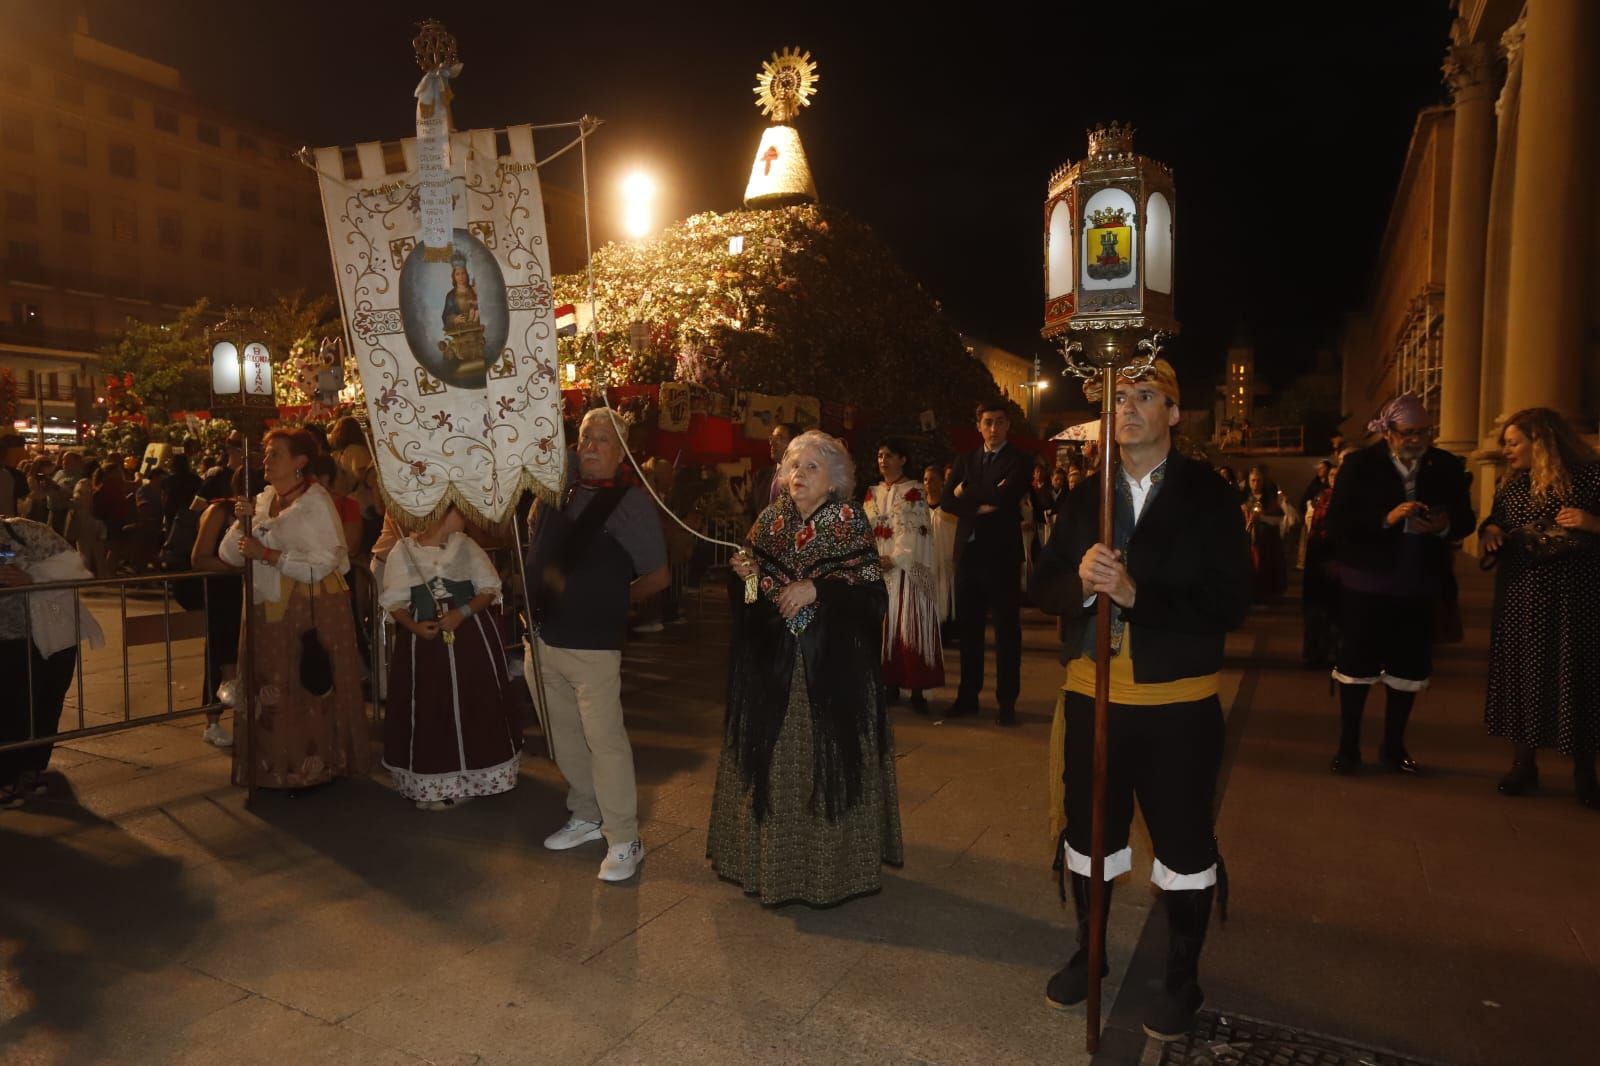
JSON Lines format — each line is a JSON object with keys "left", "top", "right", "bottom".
{"left": 0, "top": 518, "right": 721, "bottom": 760}
{"left": 0, "top": 566, "right": 385, "bottom": 755}
{"left": 0, "top": 570, "right": 230, "bottom": 754}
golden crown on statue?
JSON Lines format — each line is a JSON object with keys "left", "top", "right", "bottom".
{"left": 413, "top": 19, "right": 459, "bottom": 72}
{"left": 753, "top": 47, "right": 819, "bottom": 124}
{"left": 1086, "top": 121, "right": 1136, "bottom": 158}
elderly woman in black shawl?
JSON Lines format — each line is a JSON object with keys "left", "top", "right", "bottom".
{"left": 709, "top": 430, "right": 904, "bottom": 906}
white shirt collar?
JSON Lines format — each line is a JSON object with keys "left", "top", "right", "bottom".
{"left": 1120, "top": 458, "right": 1168, "bottom": 523}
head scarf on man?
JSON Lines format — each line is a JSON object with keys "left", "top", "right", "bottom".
{"left": 1081, "top": 357, "right": 1181, "bottom": 405}
{"left": 1366, "top": 392, "right": 1431, "bottom": 435}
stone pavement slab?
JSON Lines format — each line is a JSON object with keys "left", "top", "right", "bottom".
{"left": 6, "top": 569, "right": 1594, "bottom": 1064}
{"left": 1198, "top": 568, "right": 1600, "bottom": 1066}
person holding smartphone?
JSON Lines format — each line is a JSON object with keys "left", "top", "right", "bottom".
{"left": 1326, "top": 393, "right": 1475, "bottom": 775}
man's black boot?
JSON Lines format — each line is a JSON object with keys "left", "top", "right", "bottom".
{"left": 1045, "top": 873, "right": 1112, "bottom": 1009}
{"left": 1142, "top": 885, "right": 1214, "bottom": 1041}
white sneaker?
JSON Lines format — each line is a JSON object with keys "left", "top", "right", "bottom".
{"left": 598, "top": 839, "right": 644, "bottom": 882}
{"left": 542, "top": 817, "right": 604, "bottom": 851}
{"left": 202, "top": 723, "right": 234, "bottom": 748}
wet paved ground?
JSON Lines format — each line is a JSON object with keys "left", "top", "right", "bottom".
{"left": 0, "top": 567, "right": 1594, "bottom": 1064}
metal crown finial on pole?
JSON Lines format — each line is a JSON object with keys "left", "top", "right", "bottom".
{"left": 413, "top": 19, "right": 459, "bottom": 72}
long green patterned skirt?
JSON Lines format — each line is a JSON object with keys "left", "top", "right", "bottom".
{"left": 708, "top": 656, "right": 904, "bottom": 906}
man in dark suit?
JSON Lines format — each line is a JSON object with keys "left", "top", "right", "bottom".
{"left": 1028, "top": 359, "right": 1249, "bottom": 1041}
{"left": 1327, "top": 393, "right": 1473, "bottom": 775}
{"left": 941, "top": 400, "right": 1036, "bottom": 725}
{"left": 744, "top": 422, "right": 798, "bottom": 528}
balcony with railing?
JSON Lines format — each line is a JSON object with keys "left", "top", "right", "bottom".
{"left": 12, "top": 376, "right": 94, "bottom": 404}
{"left": 3, "top": 259, "right": 194, "bottom": 309}
{"left": 0, "top": 321, "right": 106, "bottom": 355}
{"left": 1216, "top": 424, "right": 1306, "bottom": 455}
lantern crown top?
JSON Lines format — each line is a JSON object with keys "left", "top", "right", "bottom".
{"left": 1087, "top": 121, "right": 1135, "bottom": 159}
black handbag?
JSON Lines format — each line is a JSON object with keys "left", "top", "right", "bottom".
{"left": 1509, "top": 520, "right": 1594, "bottom": 566}
{"left": 299, "top": 577, "right": 335, "bottom": 696}
{"left": 1483, "top": 520, "right": 1596, "bottom": 569}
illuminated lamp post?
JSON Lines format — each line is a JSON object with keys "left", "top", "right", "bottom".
{"left": 207, "top": 308, "right": 277, "bottom": 800}
{"left": 1041, "top": 121, "right": 1178, "bottom": 1053}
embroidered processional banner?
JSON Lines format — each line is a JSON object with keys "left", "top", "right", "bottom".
{"left": 312, "top": 126, "right": 563, "bottom": 530}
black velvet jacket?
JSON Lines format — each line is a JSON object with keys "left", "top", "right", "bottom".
{"left": 1028, "top": 450, "right": 1251, "bottom": 682}
{"left": 1328, "top": 442, "right": 1474, "bottom": 580}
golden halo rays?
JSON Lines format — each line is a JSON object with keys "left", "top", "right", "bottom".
{"left": 753, "top": 48, "right": 819, "bottom": 124}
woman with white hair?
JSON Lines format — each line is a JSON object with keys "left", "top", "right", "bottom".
{"left": 713, "top": 430, "right": 904, "bottom": 906}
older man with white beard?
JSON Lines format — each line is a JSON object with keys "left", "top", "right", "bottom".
{"left": 1326, "top": 392, "right": 1474, "bottom": 776}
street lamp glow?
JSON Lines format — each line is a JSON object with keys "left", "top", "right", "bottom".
{"left": 622, "top": 170, "right": 657, "bottom": 239}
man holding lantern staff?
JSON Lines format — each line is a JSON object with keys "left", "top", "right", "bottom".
{"left": 1028, "top": 358, "right": 1250, "bottom": 1041}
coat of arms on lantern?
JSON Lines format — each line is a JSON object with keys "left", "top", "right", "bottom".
{"left": 744, "top": 48, "right": 820, "bottom": 208}
{"left": 1085, "top": 206, "right": 1133, "bottom": 281}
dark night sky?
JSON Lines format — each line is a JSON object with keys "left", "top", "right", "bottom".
{"left": 38, "top": 1, "right": 1455, "bottom": 407}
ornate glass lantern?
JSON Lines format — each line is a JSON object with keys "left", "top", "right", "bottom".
{"left": 208, "top": 310, "right": 276, "bottom": 413}
{"left": 1042, "top": 122, "right": 1178, "bottom": 360}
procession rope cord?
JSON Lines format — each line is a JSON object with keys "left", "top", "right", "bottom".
{"left": 576, "top": 120, "right": 744, "bottom": 554}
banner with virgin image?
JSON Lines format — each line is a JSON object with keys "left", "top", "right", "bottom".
{"left": 312, "top": 127, "right": 563, "bottom": 530}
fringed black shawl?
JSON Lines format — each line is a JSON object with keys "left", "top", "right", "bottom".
{"left": 727, "top": 493, "right": 887, "bottom": 823}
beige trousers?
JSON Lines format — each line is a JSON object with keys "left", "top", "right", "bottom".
{"left": 530, "top": 637, "right": 638, "bottom": 844}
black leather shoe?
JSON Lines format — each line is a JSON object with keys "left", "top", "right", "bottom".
{"left": 1378, "top": 745, "right": 1419, "bottom": 774}
{"left": 995, "top": 707, "right": 1019, "bottom": 727}
{"left": 909, "top": 692, "right": 929, "bottom": 716}
{"left": 942, "top": 700, "right": 978, "bottom": 719}
{"left": 1142, "top": 982, "right": 1204, "bottom": 1042}
{"left": 1045, "top": 948, "right": 1108, "bottom": 1010}
{"left": 1329, "top": 751, "right": 1361, "bottom": 775}
{"left": 1497, "top": 763, "right": 1538, "bottom": 796}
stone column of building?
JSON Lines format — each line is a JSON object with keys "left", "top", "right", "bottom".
{"left": 1499, "top": 0, "right": 1598, "bottom": 420}
{"left": 1475, "top": 14, "right": 1524, "bottom": 447}
{"left": 1437, "top": 40, "right": 1499, "bottom": 456}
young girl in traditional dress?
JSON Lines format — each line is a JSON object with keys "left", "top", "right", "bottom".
{"left": 380, "top": 505, "right": 522, "bottom": 810}
{"left": 865, "top": 439, "right": 945, "bottom": 714}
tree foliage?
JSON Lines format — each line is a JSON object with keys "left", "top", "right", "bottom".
{"left": 553, "top": 204, "right": 1000, "bottom": 439}
{"left": 97, "top": 294, "right": 342, "bottom": 422}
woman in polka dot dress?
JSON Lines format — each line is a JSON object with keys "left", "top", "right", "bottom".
{"left": 1479, "top": 408, "right": 1600, "bottom": 809}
